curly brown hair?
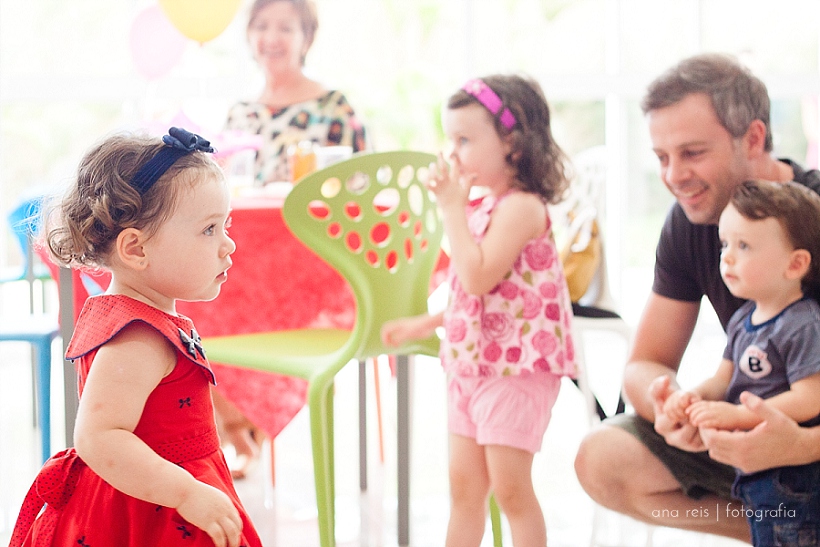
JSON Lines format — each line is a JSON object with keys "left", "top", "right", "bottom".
{"left": 45, "top": 132, "right": 223, "bottom": 269}
{"left": 447, "top": 74, "right": 571, "bottom": 204}
{"left": 730, "top": 179, "right": 820, "bottom": 300}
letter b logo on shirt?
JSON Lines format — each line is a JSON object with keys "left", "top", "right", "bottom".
{"left": 739, "top": 345, "right": 772, "bottom": 380}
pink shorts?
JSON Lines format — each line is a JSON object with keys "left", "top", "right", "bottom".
{"left": 447, "top": 371, "right": 561, "bottom": 454}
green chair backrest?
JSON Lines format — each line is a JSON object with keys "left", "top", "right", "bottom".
{"left": 283, "top": 151, "right": 443, "bottom": 360}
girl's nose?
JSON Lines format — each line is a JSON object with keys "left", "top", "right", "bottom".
{"left": 223, "top": 235, "right": 236, "bottom": 257}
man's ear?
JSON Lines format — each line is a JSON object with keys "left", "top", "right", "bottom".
{"left": 786, "top": 248, "right": 811, "bottom": 281}
{"left": 116, "top": 228, "right": 147, "bottom": 270}
{"left": 743, "top": 119, "right": 768, "bottom": 158}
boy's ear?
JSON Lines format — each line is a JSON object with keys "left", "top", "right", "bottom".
{"left": 116, "top": 228, "right": 147, "bottom": 270}
{"left": 787, "top": 248, "right": 811, "bottom": 280}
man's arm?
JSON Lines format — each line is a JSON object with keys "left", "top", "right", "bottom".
{"left": 701, "top": 392, "right": 820, "bottom": 473}
{"left": 623, "top": 292, "right": 701, "bottom": 421}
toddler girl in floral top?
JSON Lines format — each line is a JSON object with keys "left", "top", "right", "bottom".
{"left": 382, "top": 74, "right": 576, "bottom": 547}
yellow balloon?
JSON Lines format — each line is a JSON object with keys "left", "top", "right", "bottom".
{"left": 158, "top": 0, "right": 243, "bottom": 44}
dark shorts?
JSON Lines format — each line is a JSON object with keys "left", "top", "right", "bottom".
{"left": 734, "top": 463, "right": 820, "bottom": 546}
{"left": 606, "top": 413, "right": 736, "bottom": 500}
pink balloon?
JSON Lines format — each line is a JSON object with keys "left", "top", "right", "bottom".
{"left": 129, "top": 5, "right": 187, "bottom": 80}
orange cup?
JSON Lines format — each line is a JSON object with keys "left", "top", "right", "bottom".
{"left": 288, "top": 140, "right": 317, "bottom": 183}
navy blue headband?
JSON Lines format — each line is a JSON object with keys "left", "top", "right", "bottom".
{"left": 130, "top": 127, "right": 215, "bottom": 194}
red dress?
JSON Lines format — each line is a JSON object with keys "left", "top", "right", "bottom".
{"left": 10, "top": 295, "right": 263, "bottom": 547}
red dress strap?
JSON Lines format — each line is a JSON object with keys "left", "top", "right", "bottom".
{"left": 66, "top": 294, "right": 215, "bottom": 384}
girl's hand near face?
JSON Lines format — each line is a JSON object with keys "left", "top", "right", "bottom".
{"left": 427, "top": 153, "right": 475, "bottom": 212}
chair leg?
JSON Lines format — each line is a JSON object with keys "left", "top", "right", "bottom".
{"left": 309, "top": 381, "right": 336, "bottom": 547}
{"left": 34, "top": 337, "right": 52, "bottom": 463}
{"left": 489, "top": 494, "right": 503, "bottom": 546}
{"left": 373, "top": 357, "right": 385, "bottom": 463}
{"left": 358, "top": 359, "right": 367, "bottom": 492}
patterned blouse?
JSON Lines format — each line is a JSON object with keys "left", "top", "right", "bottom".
{"left": 225, "top": 90, "right": 369, "bottom": 184}
{"left": 440, "top": 191, "right": 577, "bottom": 379}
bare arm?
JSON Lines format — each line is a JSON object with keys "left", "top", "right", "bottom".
{"left": 381, "top": 311, "right": 444, "bottom": 348}
{"left": 702, "top": 391, "right": 820, "bottom": 473}
{"left": 691, "top": 372, "right": 820, "bottom": 430}
{"left": 429, "top": 155, "right": 545, "bottom": 296}
{"left": 624, "top": 292, "right": 700, "bottom": 420}
{"left": 75, "top": 323, "right": 242, "bottom": 547}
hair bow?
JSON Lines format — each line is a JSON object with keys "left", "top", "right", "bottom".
{"left": 130, "top": 127, "right": 215, "bottom": 194}
{"left": 162, "top": 126, "right": 215, "bottom": 154}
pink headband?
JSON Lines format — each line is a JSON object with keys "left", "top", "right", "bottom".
{"left": 462, "top": 78, "right": 517, "bottom": 131}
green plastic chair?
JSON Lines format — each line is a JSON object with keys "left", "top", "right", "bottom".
{"left": 204, "top": 150, "right": 444, "bottom": 546}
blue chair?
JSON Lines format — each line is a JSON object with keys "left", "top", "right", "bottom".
{"left": 0, "top": 314, "right": 59, "bottom": 463}
{"left": 4, "top": 197, "right": 52, "bottom": 312}
{"left": 1, "top": 196, "right": 60, "bottom": 463}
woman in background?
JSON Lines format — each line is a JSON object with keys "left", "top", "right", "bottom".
{"left": 225, "top": 0, "right": 369, "bottom": 184}
{"left": 217, "top": 0, "right": 370, "bottom": 478}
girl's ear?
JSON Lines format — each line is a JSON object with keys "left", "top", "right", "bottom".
{"left": 503, "top": 132, "right": 521, "bottom": 162}
{"left": 116, "top": 228, "right": 147, "bottom": 270}
{"left": 786, "top": 248, "right": 811, "bottom": 281}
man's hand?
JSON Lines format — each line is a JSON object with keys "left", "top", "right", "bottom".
{"left": 649, "top": 375, "right": 706, "bottom": 452}
{"left": 700, "top": 391, "right": 809, "bottom": 473}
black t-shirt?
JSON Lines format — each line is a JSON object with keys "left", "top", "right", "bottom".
{"left": 652, "top": 159, "right": 820, "bottom": 331}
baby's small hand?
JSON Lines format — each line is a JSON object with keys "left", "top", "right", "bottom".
{"left": 662, "top": 390, "right": 701, "bottom": 423}
{"left": 687, "top": 400, "right": 738, "bottom": 430}
{"left": 176, "top": 482, "right": 243, "bottom": 547}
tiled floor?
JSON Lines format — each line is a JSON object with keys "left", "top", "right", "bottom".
{"left": 0, "top": 278, "right": 750, "bottom": 546}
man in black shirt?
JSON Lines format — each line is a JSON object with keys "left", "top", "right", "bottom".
{"left": 574, "top": 53, "right": 820, "bottom": 541}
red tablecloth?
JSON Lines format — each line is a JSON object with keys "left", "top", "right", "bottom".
{"left": 177, "top": 195, "right": 356, "bottom": 439}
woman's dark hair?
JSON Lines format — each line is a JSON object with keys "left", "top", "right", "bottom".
{"left": 447, "top": 74, "right": 571, "bottom": 204}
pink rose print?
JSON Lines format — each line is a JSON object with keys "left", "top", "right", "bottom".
{"left": 505, "top": 346, "right": 522, "bottom": 363}
{"left": 538, "top": 281, "right": 558, "bottom": 299}
{"left": 533, "top": 357, "right": 549, "bottom": 372}
{"left": 565, "top": 334, "right": 575, "bottom": 361}
{"left": 521, "top": 290, "right": 542, "bottom": 319}
{"left": 482, "top": 312, "right": 515, "bottom": 341}
{"left": 523, "top": 239, "right": 556, "bottom": 271}
{"left": 478, "top": 364, "right": 495, "bottom": 377}
{"left": 497, "top": 280, "right": 519, "bottom": 300}
{"left": 483, "top": 341, "right": 502, "bottom": 363}
{"left": 452, "top": 289, "right": 469, "bottom": 312}
{"left": 446, "top": 318, "right": 467, "bottom": 343}
{"left": 464, "top": 296, "right": 481, "bottom": 316}
{"left": 532, "top": 329, "right": 558, "bottom": 356}
{"left": 544, "top": 302, "right": 560, "bottom": 321}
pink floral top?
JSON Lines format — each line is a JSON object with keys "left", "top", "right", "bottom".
{"left": 441, "top": 191, "right": 577, "bottom": 378}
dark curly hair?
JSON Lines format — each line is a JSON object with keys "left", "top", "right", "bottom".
{"left": 447, "top": 74, "right": 571, "bottom": 204}
{"left": 45, "top": 132, "right": 223, "bottom": 269}
{"left": 730, "top": 179, "right": 820, "bottom": 301}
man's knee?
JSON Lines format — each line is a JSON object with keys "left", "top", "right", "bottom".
{"left": 574, "top": 425, "right": 640, "bottom": 505}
